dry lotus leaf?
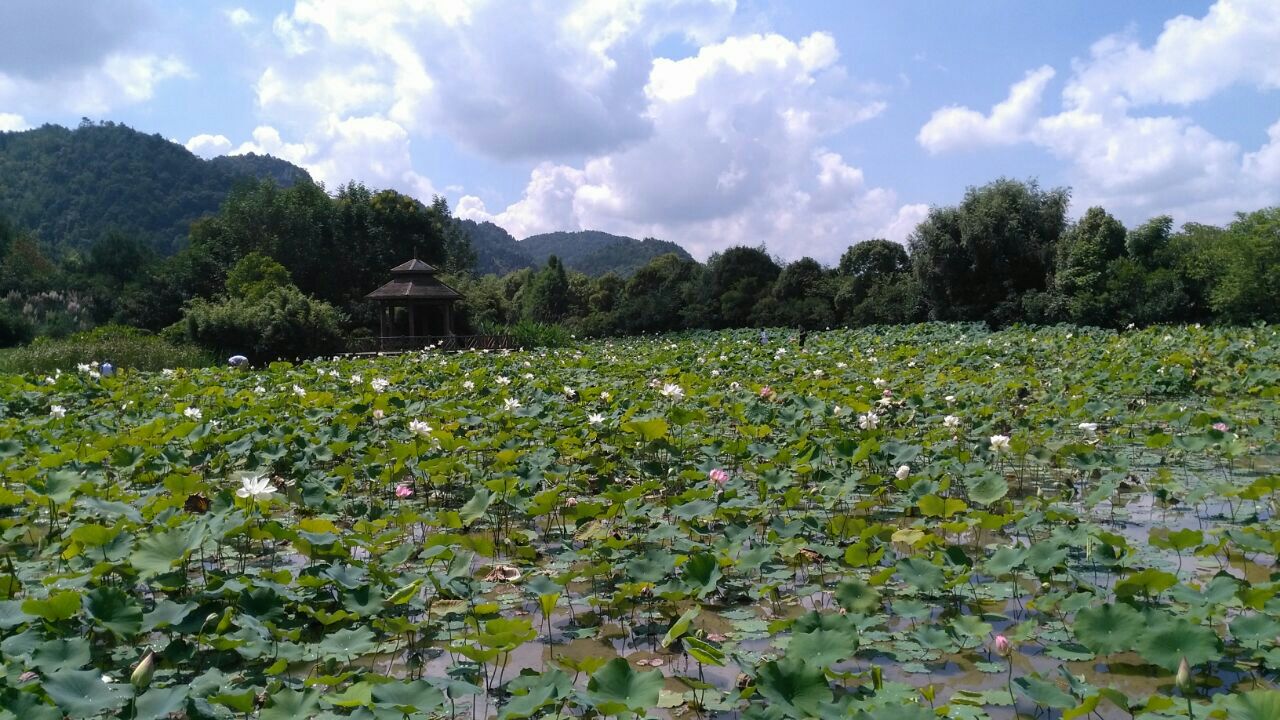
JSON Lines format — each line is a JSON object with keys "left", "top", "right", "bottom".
{"left": 485, "top": 565, "right": 522, "bottom": 582}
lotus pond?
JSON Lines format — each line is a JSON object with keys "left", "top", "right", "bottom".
{"left": 2, "top": 323, "right": 1280, "bottom": 719}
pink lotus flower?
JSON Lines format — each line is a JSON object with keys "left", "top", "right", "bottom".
{"left": 395, "top": 483, "right": 413, "bottom": 498}
{"left": 994, "top": 634, "right": 1013, "bottom": 657}
{"left": 708, "top": 468, "right": 729, "bottom": 486}
{"left": 882, "top": 389, "right": 893, "bottom": 398}
{"left": 759, "top": 386, "right": 775, "bottom": 400}
{"left": 1212, "top": 422, "right": 1229, "bottom": 432}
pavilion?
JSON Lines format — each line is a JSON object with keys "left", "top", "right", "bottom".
{"left": 365, "top": 259, "right": 463, "bottom": 349}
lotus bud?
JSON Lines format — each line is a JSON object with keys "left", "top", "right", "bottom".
{"left": 994, "top": 634, "right": 1013, "bottom": 658}
{"left": 871, "top": 665, "right": 883, "bottom": 690}
{"left": 1175, "top": 656, "right": 1192, "bottom": 692}
{"left": 130, "top": 649, "right": 155, "bottom": 689}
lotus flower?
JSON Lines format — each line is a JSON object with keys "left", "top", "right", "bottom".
{"left": 49, "top": 405, "right": 66, "bottom": 418}
{"left": 708, "top": 468, "right": 729, "bottom": 486}
{"left": 858, "top": 412, "right": 880, "bottom": 430}
{"left": 588, "top": 412, "right": 604, "bottom": 425}
{"left": 1078, "top": 422, "right": 1098, "bottom": 435}
{"left": 409, "top": 419, "right": 432, "bottom": 436}
{"left": 130, "top": 649, "right": 155, "bottom": 689}
{"left": 759, "top": 386, "right": 775, "bottom": 400}
{"left": 1175, "top": 656, "right": 1192, "bottom": 691}
{"left": 395, "top": 483, "right": 413, "bottom": 498}
{"left": 994, "top": 634, "right": 1012, "bottom": 657}
{"left": 1212, "top": 422, "right": 1229, "bottom": 432}
{"left": 372, "top": 409, "right": 385, "bottom": 420}
{"left": 990, "top": 434, "right": 1011, "bottom": 453}
{"left": 943, "top": 414, "right": 961, "bottom": 429}
{"left": 504, "top": 397, "right": 522, "bottom": 411}
{"left": 895, "top": 465, "right": 910, "bottom": 481}
{"left": 660, "top": 383, "right": 685, "bottom": 399}
{"left": 183, "top": 407, "right": 202, "bottom": 421}
{"left": 235, "top": 474, "right": 276, "bottom": 500}
{"left": 370, "top": 378, "right": 389, "bottom": 392}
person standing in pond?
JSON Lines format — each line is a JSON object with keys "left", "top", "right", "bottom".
{"left": 228, "top": 355, "right": 249, "bottom": 368}
{"left": 798, "top": 329, "right": 808, "bottom": 348}
{"left": 760, "top": 329, "right": 769, "bottom": 345}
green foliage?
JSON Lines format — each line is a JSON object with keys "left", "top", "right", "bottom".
{"left": 0, "top": 324, "right": 211, "bottom": 372}
{"left": 521, "top": 256, "right": 571, "bottom": 323}
{"left": 0, "top": 121, "right": 309, "bottom": 255}
{"left": 225, "top": 252, "right": 292, "bottom": 301}
{"left": 910, "top": 178, "right": 1069, "bottom": 324}
{"left": 180, "top": 284, "right": 345, "bottom": 361}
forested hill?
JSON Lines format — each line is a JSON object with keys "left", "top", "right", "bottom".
{"left": 459, "top": 220, "right": 694, "bottom": 277}
{"left": 0, "top": 121, "right": 310, "bottom": 255}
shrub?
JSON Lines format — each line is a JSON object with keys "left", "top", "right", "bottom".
{"left": 0, "top": 324, "right": 212, "bottom": 374}
{"left": 181, "top": 285, "right": 345, "bottom": 361}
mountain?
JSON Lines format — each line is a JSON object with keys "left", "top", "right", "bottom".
{"left": 459, "top": 220, "right": 695, "bottom": 277}
{"left": 0, "top": 121, "right": 310, "bottom": 255}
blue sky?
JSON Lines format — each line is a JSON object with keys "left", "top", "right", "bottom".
{"left": 1, "top": 0, "right": 1277, "bottom": 262}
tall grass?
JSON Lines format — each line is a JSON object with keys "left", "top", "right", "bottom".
{"left": 0, "top": 325, "right": 214, "bottom": 374}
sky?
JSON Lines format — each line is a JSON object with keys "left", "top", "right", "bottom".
{"left": 1, "top": 0, "right": 1278, "bottom": 263}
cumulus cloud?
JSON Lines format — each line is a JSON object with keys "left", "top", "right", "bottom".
{"left": 459, "top": 31, "right": 915, "bottom": 262}
{"left": 0, "top": 0, "right": 189, "bottom": 116}
{"left": 185, "top": 133, "right": 233, "bottom": 158}
{"left": 226, "top": 8, "right": 255, "bottom": 27}
{"left": 209, "top": 118, "right": 438, "bottom": 200}
{"left": 256, "top": 0, "right": 736, "bottom": 159}
{"left": 918, "top": 66, "right": 1054, "bottom": 153}
{"left": 0, "top": 113, "right": 29, "bottom": 132}
{"left": 916, "top": 0, "right": 1280, "bottom": 223}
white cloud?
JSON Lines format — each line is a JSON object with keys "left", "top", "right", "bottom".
{"left": 257, "top": 0, "right": 737, "bottom": 158}
{"left": 185, "top": 133, "right": 233, "bottom": 158}
{"left": 918, "top": 66, "right": 1054, "bottom": 153}
{"left": 222, "top": 118, "right": 437, "bottom": 200}
{"left": 915, "top": 0, "right": 1280, "bottom": 224}
{"left": 0, "top": 1, "right": 189, "bottom": 116}
{"left": 226, "top": 7, "right": 255, "bottom": 27}
{"left": 459, "top": 31, "right": 914, "bottom": 262}
{"left": 0, "top": 112, "right": 29, "bottom": 131}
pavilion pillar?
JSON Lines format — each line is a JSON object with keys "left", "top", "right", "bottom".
{"left": 408, "top": 304, "right": 417, "bottom": 338}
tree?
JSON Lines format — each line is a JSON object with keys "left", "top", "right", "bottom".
{"left": 1126, "top": 215, "right": 1174, "bottom": 267}
{"left": 910, "top": 178, "right": 1069, "bottom": 324}
{"left": 1054, "top": 207, "right": 1128, "bottom": 325}
{"left": 616, "top": 253, "right": 706, "bottom": 333}
{"left": 226, "top": 252, "right": 292, "bottom": 301}
{"left": 522, "top": 256, "right": 571, "bottom": 323}
{"left": 181, "top": 284, "right": 345, "bottom": 361}
{"left": 88, "top": 231, "right": 156, "bottom": 286}
{"left": 765, "top": 257, "right": 834, "bottom": 329}
{"left": 1206, "top": 208, "right": 1280, "bottom": 323}
{"left": 705, "top": 246, "right": 780, "bottom": 327}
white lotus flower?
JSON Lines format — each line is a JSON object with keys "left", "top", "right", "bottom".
{"left": 660, "top": 383, "right": 684, "bottom": 399}
{"left": 50, "top": 405, "right": 66, "bottom": 418}
{"left": 872, "top": 377, "right": 888, "bottom": 389}
{"left": 254, "top": 385, "right": 266, "bottom": 394}
{"left": 600, "top": 391, "right": 611, "bottom": 401}
{"left": 235, "top": 474, "right": 276, "bottom": 500}
{"left": 895, "top": 465, "right": 910, "bottom": 480}
{"left": 1078, "top": 422, "right": 1098, "bottom": 435}
{"left": 944, "top": 395, "right": 956, "bottom": 404}
{"left": 292, "top": 385, "right": 306, "bottom": 397}
{"left": 504, "top": 397, "right": 522, "bottom": 411}
{"left": 990, "top": 434, "right": 1011, "bottom": 453}
{"left": 370, "top": 378, "right": 389, "bottom": 392}
{"left": 588, "top": 413, "right": 604, "bottom": 425}
{"left": 183, "top": 407, "right": 202, "bottom": 421}
{"left": 409, "top": 420, "right": 432, "bottom": 436}
{"left": 462, "top": 380, "right": 475, "bottom": 390}
{"left": 496, "top": 375, "right": 511, "bottom": 386}
{"left": 350, "top": 374, "right": 363, "bottom": 383}
{"left": 943, "top": 414, "right": 961, "bottom": 429}
{"left": 858, "top": 412, "right": 879, "bottom": 430}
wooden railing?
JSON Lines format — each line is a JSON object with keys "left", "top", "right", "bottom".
{"left": 346, "top": 335, "right": 522, "bottom": 353}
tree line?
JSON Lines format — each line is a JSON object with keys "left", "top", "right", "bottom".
{"left": 1, "top": 176, "right": 1277, "bottom": 360}
{"left": 456, "top": 178, "right": 1280, "bottom": 336}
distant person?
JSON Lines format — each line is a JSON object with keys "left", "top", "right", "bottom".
{"left": 100, "top": 362, "right": 115, "bottom": 377}
{"left": 760, "top": 330, "right": 769, "bottom": 345}
{"left": 797, "top": 329, "right": 808, "bottom": 348}
{"left": 228, "top": 355, "right": 249, "bottom": 368}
